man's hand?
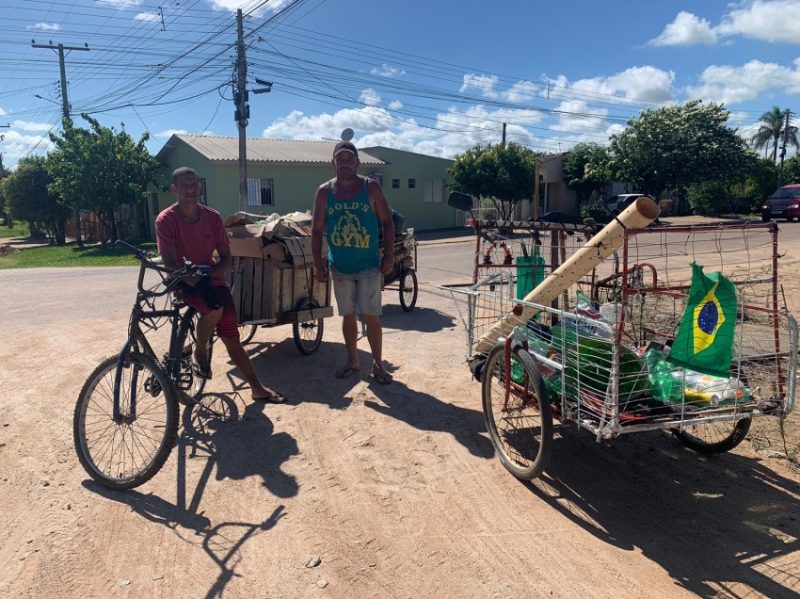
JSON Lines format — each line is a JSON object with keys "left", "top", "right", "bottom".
{"left": 314, "top": 261, "right": 328, "bottom": 282}
{"left": 380, "top": 252, "right": 394, "bottom": 276}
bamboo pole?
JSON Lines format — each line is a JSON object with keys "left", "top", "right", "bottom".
{"left": 473, "top": 196, "right": 660, "bottom": 354}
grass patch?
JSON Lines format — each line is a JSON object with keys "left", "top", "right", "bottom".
{"left": 0, "top": 241, "right": 157, "bottom": 269}
{"left": 0, "top": 221, "right": 34, "bottom": 239}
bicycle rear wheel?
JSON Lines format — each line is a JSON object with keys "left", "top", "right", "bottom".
{"left": 73, "top": 352, "right": 179, "bottom": 490}
{"left": 673, "top": 416, "right": 751, "bottom": 454}
{"left": 482, "top": 343, "right": 553, "bottom": 480}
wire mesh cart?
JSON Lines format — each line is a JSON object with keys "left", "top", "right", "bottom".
{"left": 382, "top": 229, "right": 419, "bottom": 311}
{"left": 445, "top": 219, "right": 797, "bottom": 481}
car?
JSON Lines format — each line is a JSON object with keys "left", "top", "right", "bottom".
{"left": 606, "top": 193, "right": 645, "bottom": 215}
{"left": 762, "top": 184, "right": 800, "bottom": 222}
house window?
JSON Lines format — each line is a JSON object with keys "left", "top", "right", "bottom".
{"left": 199, "top": 178, "right": 208, "bottom": 205}
{"left": 392, "top": 178, "right": 400, "bottom": 189}
{"left": 370, "top": 172, "right": 384, "bottom": 187}
{"left": 408, "top": 178, "right": 416, "bottom": 189}
{"left": 247, "top": 177, "right": 274, "bottom": 206}
{"left": 424, "top": 179, "right": 444, "bottom": 203}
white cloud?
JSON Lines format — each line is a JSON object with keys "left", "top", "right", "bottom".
{"left": 12, "top": 120, "right": 53, "bottom": 132}
{"left": 550, "top": 100, "right": 609, "bottom": 134}
{"left": 460, "top": 73, "right": 499, "bottom": 98}
{"left": 686, "top": 58, "right": 800, "bottom": 104}
{"left": 155, "top": 128, "right": 188, "bottom": 138}
{"left": 26, "top": 23, "right": 62, "bottom": 31}
{"left": 208, "top": 0, "right": 294, "bottom": 14}
{"left": 503, "top": 80, "right": 539, "bottom": 103}
{"left": 388, "top": 100, "right": 404, "bottom": 110}
{"left": 359, "top": 88, "right": 381, "bottom": 107}
{"left": 370, "top": 64, "right": 406, "bottom": 78}
{"left": 717, "top": 0, "right": 800, "bottom": 44}
{"left": 546, "top": 66, "right": 675, "bottom": 104}
{"left": 651, "top": 2, "right": 800, "bottom": 48}
{"left": 648, "top": 11, "right": 717, "bottom": 47}
{"left": 0, "top": 106, "right": 7, "bottom": 116}
{"left": 0, "top": 129, "right": 55, "bottom": 169}
{"left": 261, "top": 107, "right": 396, "bottom": 142}
{"left": 134, "top": 13, "right": 159, "bottom": 22}
{"left": 94, "top": 0, "right": 143, "bottom": 8}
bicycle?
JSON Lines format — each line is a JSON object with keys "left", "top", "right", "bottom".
{"left": 73, "top": 240, "right": 217, "bottom": 490}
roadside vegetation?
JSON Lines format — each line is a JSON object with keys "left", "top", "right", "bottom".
{"left": 0, "top": 237, "right": 156, "bottom": 269}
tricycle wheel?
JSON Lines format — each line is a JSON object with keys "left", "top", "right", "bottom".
{"left": 293, "top": 298, "right": 324, "bottom": 355}
{"left": 673, "top": 416, "right": 751, "bottom": 454}
{"left": 399, "top": 268, "right": 418, "bottom": 311}
{"left": 482, "top": 343, "right": 553, "bottom": 480}
{"left": 240, "top": 324, "right": 258, "bottom": 345}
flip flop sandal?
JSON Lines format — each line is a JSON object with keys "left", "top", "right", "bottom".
{"left": 335, "top": 365, "right": 360, "bottom": 379}
{"left": 254, "top": 391, "right": 286, "bottom": 403}
{"left": 371, "top": 365, "right": 393, "bottom": 385}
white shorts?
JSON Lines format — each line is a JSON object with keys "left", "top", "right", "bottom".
{"left": 331, "top": 267, "right": 382, "bottom": 316}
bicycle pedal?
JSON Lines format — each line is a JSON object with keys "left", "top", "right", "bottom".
{"left": 144, "top": 375, "right": 162, "bottom": 397}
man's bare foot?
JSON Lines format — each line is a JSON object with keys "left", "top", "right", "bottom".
{"left": 252, "top": 385, "right": 285, "bottom": 403}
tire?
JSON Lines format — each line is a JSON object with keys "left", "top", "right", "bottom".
{"left": 73, "top": 352, "right": 179, "bottom": 490}
{"left": 399, "top": 268, "right": 418, "bottom": 312}
{"left": 293, "top": 297, "right": 324, "bottom": 355}
{"left": 240, "top": 324, "right": 258, "bottom": 344}
{"left": 673, "top": 416, "right": 751, "bottom": 454}
{"left": 482, "top": 343, "right": 553, "bottom": 480}
{"left": 181, "top": 312, "right": 214, "bottom": 400}
{"left": 761, "top": 213, "right": 770, "bottom": 222}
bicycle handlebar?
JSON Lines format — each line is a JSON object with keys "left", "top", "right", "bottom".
{"left": 115, "top": 239, "right": 210, "bottom": 298}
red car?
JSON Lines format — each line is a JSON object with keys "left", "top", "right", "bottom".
{"left": 762, "top": 184, "right": 800, "bottom": 221}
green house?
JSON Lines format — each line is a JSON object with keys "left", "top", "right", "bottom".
{"left": 153, "top": 134, "right": 459, "bottom": 231}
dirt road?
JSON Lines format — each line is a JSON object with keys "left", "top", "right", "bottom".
{"left": 1, "top": 229, "right": 799, "bottom": 598}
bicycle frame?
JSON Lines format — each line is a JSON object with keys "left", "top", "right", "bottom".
{"left": 112, "top": 247, "right": 199, "bottom": 422}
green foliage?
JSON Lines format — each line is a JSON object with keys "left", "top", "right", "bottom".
{"left": 751, "top": 106, "right": 798, "bottom": 161}
{"left": 563, "top": 142, "right": 611, "bottom": 202}
{"left": 448, "top": 142, "right": 541, "bottom": 219}
{"left": 47, "top": 114, "right": 161, "bottom": 244}
{"left": 610, "top": 100, "right": 755, "bottom": 198}
{"left": 0, "top": 241, "right": 157, "bottom": 269}
{"left": 0, "top": 220, "right": 31, "bottom": 238}
{"left": 4, "top": 156, "right": 68, "bottom": 243}
{"left": 578, "top": 192, "right": 610, "bottom": 223}
{"left": 686, "top": 180, "right": 730, "bottom": 215}
{"left": 782, "top": 155, "right": 800, "bottom": 184}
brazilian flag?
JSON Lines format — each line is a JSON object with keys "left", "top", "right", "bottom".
{"left": 667, "top": 263, "right": 737, "bottom": 378}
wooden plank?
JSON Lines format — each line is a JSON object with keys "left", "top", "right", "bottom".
{"left": 242, "top": 257, "right": 254, "bottom": 321}
{"left": 252, "top": 256, "right": 264, "bottom": 320}
{"left": 262, "top": 261, "right": 276, "bottom": 320}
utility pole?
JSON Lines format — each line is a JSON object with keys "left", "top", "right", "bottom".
{"left": 32, "top": 40, "right": 89, "bottom": 245}
{"left": 31, "top": 40, "right": 89, "bottom": 127}
{"left": 501, "top": 122, "right": 506, "bottom": 147}
{"left": 235, "top": 9, "right": 249, "bottom": 212}
{"left": 779, "top": 108, "right": 792, "bottom": 177}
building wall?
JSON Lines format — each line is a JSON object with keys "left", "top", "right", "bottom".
{"left": 360, "top": 147, "right": 458, "bottom": 231}
{"left": 155, "top": 140, "right": 458, "bottom": 232}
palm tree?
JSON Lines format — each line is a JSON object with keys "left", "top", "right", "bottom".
{"left": 752, "top": 106, "right": 798, "bottom": 161}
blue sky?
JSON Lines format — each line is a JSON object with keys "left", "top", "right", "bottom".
{"left": 1, "top": 0, "right": 799, "bottom": 169}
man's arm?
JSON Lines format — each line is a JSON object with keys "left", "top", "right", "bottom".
{"left": 369, "top": 180, "right": 394, "bottom": 275}
{"left": 213, "top": 245, "right": 232, "bottom": 280}
{"left": 311, "top": 185, "right": 328, "bottom": 282}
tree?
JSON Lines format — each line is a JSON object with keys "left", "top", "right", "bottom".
{"left": 609, "top": 100, "right": 754, "bottom": 199}
{"left": 782, "top": 154, "right": 800, "bottom": 184}
{"left": 562, "top": 142, "right": 611, "bottom": 202}
{"left": 448, "top": 142, "right": 540, "bottom": 219}
{"left": 751, "top": 106, "right": 798, "bottom": 161}
{"left": 48, "top": 114, "right": 161, "bottom": 246}
{"left": 4, "top": 156, "right": 69, "bottom": 242}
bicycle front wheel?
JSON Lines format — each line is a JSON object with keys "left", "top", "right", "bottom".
{"left": 73, "top": 352, "right": 179, "bottom": 490}
{"left": 482, "top": 343, "right": 553, "bottom": 480}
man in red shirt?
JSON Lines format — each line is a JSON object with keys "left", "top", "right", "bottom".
{"left": 156, "top": 166, "right": 280, "bottom": 402}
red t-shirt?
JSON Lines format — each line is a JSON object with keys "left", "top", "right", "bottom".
{"left": 156, "top": 204, "right": 230, "bottom": 286}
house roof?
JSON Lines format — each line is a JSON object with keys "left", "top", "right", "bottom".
{"left": 158, "top": 134, "right": 385, "bottom": 165}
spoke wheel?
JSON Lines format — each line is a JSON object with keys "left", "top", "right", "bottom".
{"left": 399, "top": 268, "right": 418, "bottom": 311}
{"left": 240, "top": 324, "right": 258, "bottom": 344}
{"left": 482, "top": 343, "right": 553, "bottom": 480}
{"left": 293, "top": 298, "right": 324, "bottom": 355}
{"left": 673, "top": 417, "right": 751, "bottom": 454}
{"left": 73, "top": 352, "right": 178, "bottom": 490}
